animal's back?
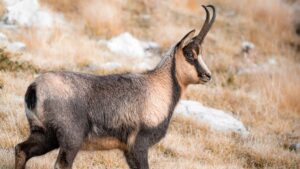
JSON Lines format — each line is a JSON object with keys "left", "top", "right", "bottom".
{"left": 25, "top": 71, "right": 148, "bottom": 133}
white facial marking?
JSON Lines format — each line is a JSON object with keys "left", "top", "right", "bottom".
{"left": 198, "top": 54, "right": 211, "bottom": 75}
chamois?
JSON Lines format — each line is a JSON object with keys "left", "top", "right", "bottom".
{"left": 15, "top": 5, "right": 216, "bottom": 169}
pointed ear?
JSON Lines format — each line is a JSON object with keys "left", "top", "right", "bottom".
{"left": 176, "top": 29, "right": 195, "bottom": 48}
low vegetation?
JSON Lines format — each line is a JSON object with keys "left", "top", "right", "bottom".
{"left": 0, "top": 48, "right": 39, "bottom": 73}
{"left": 0, "top": 0, "right": 299, "bottom": 168}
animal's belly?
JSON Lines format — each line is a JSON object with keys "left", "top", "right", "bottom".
{"left": 81, "top": 136, "right": 127, "bottom": 151}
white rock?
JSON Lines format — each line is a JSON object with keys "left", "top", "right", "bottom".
{"left": 2, "top": 0, "right": 54, "bottom": 27}
{"left": 4, "top": 0, "right": 39, "bottom": 25}
{"left": 101, "top": 62, "right": 122, "bottom": 70}
{"left": 106, "top": 32, "right": 159, "bottom": 58}
{"left": 0, "top": 32, "right": 8, "bottom": 42}
{"left": 7, "top": 41, "right": 26, "bottom": 51}
{"left": 2, "top": 0, "right": 22, "bottom": 6}
{"left": 31, "top": 10, "right": 54, "bottom": 27}
{"left": 175, "top": 100, "right": 248, "bottom": 135}
{"left": 267, "top": 57, "right": 277, "bottom": 65}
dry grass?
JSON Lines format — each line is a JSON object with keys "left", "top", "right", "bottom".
{"left": 0, "top": 48, "right": 39, "bottom": 72}
{"left": 0, "top": 0, "right": 5, "bottom": 18}
{"left": 8, "top": 27, "right": 115, "bottom": 71}
{"left": 0, "top": 0, "right": 300, "bottom": 168}
{"left": 78, "top": 0, "right": 125, "bottom": 37}
{"left": 43, "top": 0, "right": 127, "bottom": 38}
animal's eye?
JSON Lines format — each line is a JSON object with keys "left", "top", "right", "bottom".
{"left": 187, "top": 53, "right": 193, "bottom": 58}
{"left": 184, "top": 50, "right": 194, "bottom": 58}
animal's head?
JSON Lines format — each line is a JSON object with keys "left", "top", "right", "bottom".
{"left": 174, "top": 5, "right": 215, "bottom": 86}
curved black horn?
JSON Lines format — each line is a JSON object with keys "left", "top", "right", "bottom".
{"left": 207, "top": 5, "right": 216, "bottom": 31}
{"left": 193, "top": 5, "right": 210, "bottom": 44}
{"left": 194, "top": 5, "right": 216, "bottom": 44}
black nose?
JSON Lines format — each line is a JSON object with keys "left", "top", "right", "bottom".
{"left": 205, "top": 73, "right": 211, "bottom": 80}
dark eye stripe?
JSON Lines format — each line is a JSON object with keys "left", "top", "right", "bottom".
{"left": 183, "top": 43, "right": 199, "bottom": 58}
{"left": 183, "top": 51, "right": 195, "bottom": 64}
{"left": 194, "top": 60, "right": 207, "bottom": 78}
{"left": 183, "top": 53, "right": 207, "bottom": 78}
{"left": 183, "top": 45, "right": 207, "bottom": 78}
{"left": 183, "top": 43, "right": 206, "bottom": 78}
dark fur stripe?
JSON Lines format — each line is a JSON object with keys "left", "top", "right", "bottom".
{"left": 25, "top": 83, "right": 37, "bottom": 110}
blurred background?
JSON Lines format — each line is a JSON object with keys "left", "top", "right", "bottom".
{"left": 0, "top": 0, "right": 299, "bottom": 168}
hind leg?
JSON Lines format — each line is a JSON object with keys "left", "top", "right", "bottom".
{"left": 54, "top": 146, "right": 81, "bottom": 169}
{"left": 54, "top": 127, "right": 85, "bottom": 169}
{"left": 15, "top": 130, "right": 58, "bottom": 169}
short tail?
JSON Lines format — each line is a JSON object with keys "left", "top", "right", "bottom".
{"left": 25, "top": 82, "right": 45, "bottom": 132}
{"left": 25, "top": 82, "right": 37, "bottom": 110}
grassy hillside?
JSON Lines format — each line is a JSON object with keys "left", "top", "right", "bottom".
{"left": 0, "top": 0, "right": 299, "bottom": 168}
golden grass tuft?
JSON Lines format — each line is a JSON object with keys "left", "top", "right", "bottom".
{"left": 41, "top": 0, "right": 82, "bottom": 13}
{"left": 249, "top": 63, "right": 300, "bottom": 115}
{"left": 43, "top": 0, "right": 126, "bottom": 38}
{"left": 0, "top": 48, "right": 39, "bottom": 73}
{"left": 212, "top": 0, "right": 295, "bottom": 55}
{"left": 0, "top": 0, "right": 5, "bottom": 18}
{"left": 15, "top": 27, "right": 108, "bottom": 70}
{"left": 78, "top": 0, "right": 125, "bottom": 37}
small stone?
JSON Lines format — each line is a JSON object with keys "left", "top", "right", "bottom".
{"left": 289, "top": 143, "right": 300, "bottom": 152}
{"left": 267, "top": 57, "right": 277, "bottom": 65}
{"left": 0, "top": 32, "right": 8, "bottom": 42}
{"left": 241, "top": 41, "right": 255, "bottom": 53}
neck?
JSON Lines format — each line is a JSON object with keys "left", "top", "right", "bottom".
{"left": 151, "top": 54, "right": 173, "bottom": 78}
{"left": 141, "top": 52, "right": 182, "bottom": 130}
{"left": 147, "top": 52, "right": 182, "bottom": 105}
{"left": 151, "top": 54, "right": 189, "bottom": 93}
